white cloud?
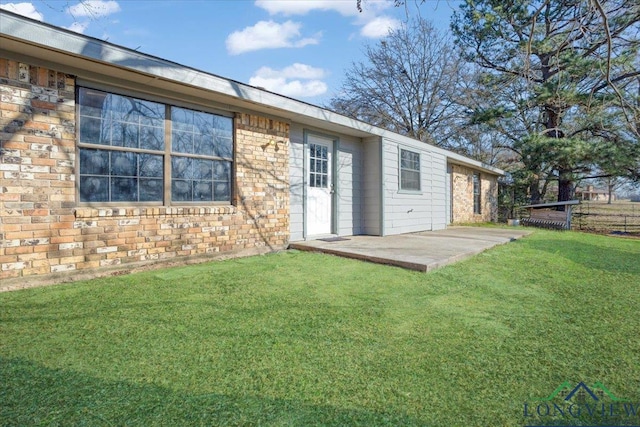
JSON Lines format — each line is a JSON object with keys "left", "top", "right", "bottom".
{"left": 249, "top": 64, "right": 328, "bottom": 98}
{"left": 256, "top": 63, "right": 326, "bottom": 80}
{"left": 360, "top": 15, "right": 401, "bottom": 38}
{"left": 226, "top": 20, "right": 320, "bottom": 55}
{"left": 67, "top": 0, "right": 121, "bottom": 18}
{"left": 66, "top": 21, "right": 89, "bottom": 34}
{"left": 0, "top": 2, "right": 43, "bottom": 21}
{"left": 255, "top": 0, "right": 398, "bottom": 40}
{"left": 255, "top": 0, "right": 359, "bottom": 17}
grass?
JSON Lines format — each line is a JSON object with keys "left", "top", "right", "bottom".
{"left": 1, "top": 230, "right": 639, "bottom": 426}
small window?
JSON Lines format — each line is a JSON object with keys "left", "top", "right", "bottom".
{"left": 400, "top": 149, "right": 420, "bottom": 191}
{"left": 309, "top": 143, "right": 329, "bottom": 188}
{"left": 473, "top": 172, "right": 481, "bottom": 214}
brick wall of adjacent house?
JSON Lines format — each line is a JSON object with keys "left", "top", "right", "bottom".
{"left": 0, "top": 58, "right": 289, "bottom": 281}
{"left": 450, "top": 163, "right": 497, "bottom": 223}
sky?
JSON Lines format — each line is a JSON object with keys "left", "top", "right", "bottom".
{"left": 0, "top": 0, "right": 460, "bottom": 106}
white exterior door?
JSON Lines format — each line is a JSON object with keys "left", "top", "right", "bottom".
{"left": 306, "top": 136, "right": 333, "bottom": 236}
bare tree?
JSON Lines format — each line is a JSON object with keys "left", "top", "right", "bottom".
{"left": 327, "top": 18, "right": 466, "bottom": 149}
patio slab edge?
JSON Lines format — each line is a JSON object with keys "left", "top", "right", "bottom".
{"left": 289, "top": 243, "right": 429, "bottom": 272}
{"left": 289, "top": 227, "right": 531, "bottom": 273}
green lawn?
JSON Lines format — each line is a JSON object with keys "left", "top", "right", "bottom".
{"left": 1, "top": 230, "right": 639, "bottom": 426}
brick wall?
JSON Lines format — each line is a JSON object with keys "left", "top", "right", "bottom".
{"left": 450, "top": 163, "right": 497, "bottom": 223}
{"left": 1, "top": 58, "right": 290, "bottom": 282}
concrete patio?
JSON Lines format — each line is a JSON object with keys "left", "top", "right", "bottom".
{"left": 289, "top": 226, "right": 531, "bottom": 272}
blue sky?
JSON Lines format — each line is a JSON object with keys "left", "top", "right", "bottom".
{"left": 1, "top": 0, "right": 459, "bottom": 106}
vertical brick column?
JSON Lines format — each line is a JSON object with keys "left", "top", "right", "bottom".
{"left": 234, "top": 113, "right": 290, "bottom": 248}
{"left": 0, "top": 59, "right": 76, "bottom": 279}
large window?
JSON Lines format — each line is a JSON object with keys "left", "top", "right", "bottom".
{"left": 78, "top": 87, "right": 233, "bottom": 204}
{"left": 473, "top": 172, "right": 481, "bottom": 214}
{"left": 400, "top": 149, "right": 421, "bottom": 191}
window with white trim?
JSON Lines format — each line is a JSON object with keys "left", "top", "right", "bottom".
{"left": 400, "top": 149, "right": 421, "bottom": 191}
{"left": 78, "top": 87, "right": 233, "bottom": 204}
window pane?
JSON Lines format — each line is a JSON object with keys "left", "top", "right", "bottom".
{"left": 171, "top": 107, "right": 232, "bottom": 158}
{"left": 193, "top": 111, "right": 211, "bottom": 134}
{"left": 111, "top": 121, "right": 139, "bottom": 148}
{"left": 172, "top": 156, "right": 192, "bottom": 179}
{"left": 80, "top": 176, "right": 108, "bottom": 202}
{"left": 79, "top": 116, "right": 106, "bottom": 145}
{"left": 140, "top": 179, "right": 163, "bottom": 202}
{"left": 172, "top": 180, "right": 192, "bottom": 201}
{"left": 80, "top": 148, "right": 109, "bottom": 175}
{"left": 194, "top": 159, "right": 213, "bottom": 179}
{"left": 213, "top": 161, "right": 230, "bottom": 181}
{"left": 80, "top": 149, "right": 162, "bottom": 202}
{"left": 111, "top": 151, "right": 137, "bottom": 177}
{"left": 111, "top": 177, "right": 137, "bottom": 201}
{"left": 401, "top": 170, "right": 420, "bottom": 191}
{"left": 214, "top": 182, "right": 230, "bottom": 201}
{"left": 215, "top": 136, "right": 233, "bottom": 158}
{"left": 194, "top": 133, "right": 214, "bottom": 156}
{"left": 213, "top": 116, "right": 233, "bottom": 135}
{"left": 172, "top": 107, "right": 193, "bottom": 131}
{"left": 140, "top": 125, "right": 163, "bottom": 151}
{"left": 79, "top": 88, "right": 164, "bottom": 150}
{"left": 79, "top": 89, "right": 108, "bottom": 116}
{"left": 213, "top": 116, "right": 233, "bottom": 158}
{"left": 137, "top": 100, "right": 165, "bottom": 124}
{"left": 194, "top": 181, "right": 213, "bottom": 201}
{"left": 139, "top": 154, "right": 163, "bottom": 178}
{"left": 172, "top": 130, "right": 192, "bottom": 153}
{"left": 108, "top": 94, "right": 135, "bottom": 121}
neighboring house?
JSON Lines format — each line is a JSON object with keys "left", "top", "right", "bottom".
{"left": 0, "top": 11, "right": 502, "bottom": 280}
{"left": 575, "top": 185, "right": 615, "bottom": 202}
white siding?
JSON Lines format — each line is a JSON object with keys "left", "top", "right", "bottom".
{"left": 289, "top": 124, "right": 366, "bottom": 240}
{"left": 381, "top": 138, "right": 448, "bottom": 235}
{"left": 431, "top": 152, "right": 448, "bottom": 230}
{"left": 362, "top": 136, "right": 382, "bottom": 236}
{"left": 289, "top": 123, "right": 305, "bottom": 242}
{"left": 337, "top": 137, "right": 364, "bottom": 236}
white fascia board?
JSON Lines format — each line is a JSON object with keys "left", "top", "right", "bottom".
{"left": 0, "top": 10, "right": 503, "bottom": 176}
{"left": 444, "top": 153, "right": 504, "bottom": 176}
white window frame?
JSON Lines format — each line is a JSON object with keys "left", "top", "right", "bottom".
{"left": 399, "top": 148, "right": 421, "bottom": 193}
